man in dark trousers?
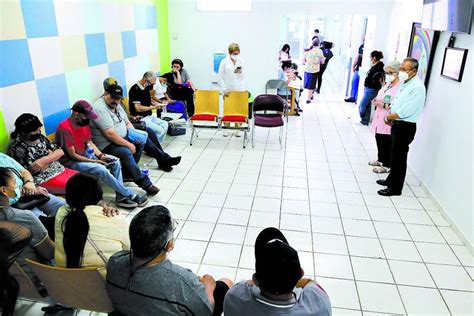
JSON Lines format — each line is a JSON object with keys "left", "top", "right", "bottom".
{"left": 377, "top": 57, "right": 426, "bottom": 196}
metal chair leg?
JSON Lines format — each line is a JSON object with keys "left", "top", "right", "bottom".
{"left": 279, "top": 126, "right": 283, "bottom": 148}
{"left": 251, "top": 124, "right": 255, "bottom": 148}
{"left": 190, "top": 124, "right": 194, "bottom": 146}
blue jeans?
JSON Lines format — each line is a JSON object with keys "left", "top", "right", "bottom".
{"left": 102, "top": 142, "right": 153, "bottom": 190}
{"left": 31, "top": 193, "right": 66, "bottom": 217}
{"left": 349, "top": 70, "right": 360, "bottom": 100}
{"left": 62, "top": 158, "right": 134, "bottom": 199}
{"left": 141, "top": 115, "right": 168, "bottom": 143}
{"left": 359, "top": 87, "right": 379, "bottom": 125}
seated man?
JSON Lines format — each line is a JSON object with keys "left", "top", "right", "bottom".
{"left": 106, "top": 205, "right": 233, "bottom": 316}
{"left": 90, "top": 84, "right": 160, "bottom": 196}
{"left": 129, "top": 71, "right": 169, "bottom": 143}
{"left": 224, "top": 227, "right": 331, "bottom": 315}
{"left": 56, "top": 100, "right": 148, "bottom": 209}
{"left": 0, "top": 153, "right": 65, "bottom": 217}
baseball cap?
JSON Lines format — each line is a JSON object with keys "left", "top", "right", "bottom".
{"left": 103, "top": 77, "right": 118, "bottom": 90}
{"left": 71, "top": 100, "right": 98, "bottom": 120}
{"left": 105, "top": 84, "right": 123, "bottom": 99}
{"left": 255, "top": 227, "right": 302, "bottom": 295}
{"left": 14, "top": 113, "right": 43, "bottom": 134}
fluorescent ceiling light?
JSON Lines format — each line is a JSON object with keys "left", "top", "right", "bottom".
{"left": 197, "top": 0, "right": 252, "bottom": 11}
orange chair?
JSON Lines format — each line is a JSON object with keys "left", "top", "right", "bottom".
{"left": 189, "top": 90, "right": 220, "bottom": 145}
{"left": 220, "top": 91, "right": 250, "bottom": 148}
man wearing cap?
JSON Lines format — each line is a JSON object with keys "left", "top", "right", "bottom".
{"left": 90, "top": 84, "right": 160, "bottom": 196}
{"left": 224, "top": 227, "right": 331, "bottom": 315}
{"left": 55, "top": 100, "right": 148, "bottom": 209}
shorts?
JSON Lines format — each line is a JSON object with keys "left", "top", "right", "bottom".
{"left": 304, "top": 71, "right": 318, "bottom": 90}
{"left": 213, "top": 280, "right": 230, "bottom": 316}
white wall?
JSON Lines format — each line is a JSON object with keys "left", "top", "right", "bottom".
{"left": 168, "top": 0, "right": 394, "bottom": 95}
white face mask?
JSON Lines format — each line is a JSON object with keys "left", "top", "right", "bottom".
{"left": 385, "top": 74, "right": 395, "bottom": 83}
{"left": 230, "top": 54, "right": 239, "bottom": 61}
{"left": 398, "top": 71, "right": 409, "bottom": 82}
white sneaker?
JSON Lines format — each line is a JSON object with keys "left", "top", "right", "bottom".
{"left": 234, "top": 130, "right": 242, "bottom": 137}
{"left": 223, "top": 130, "right": 229, "bottom": 137}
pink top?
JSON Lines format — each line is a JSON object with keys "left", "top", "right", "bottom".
{"left": 370, "top": 81, "right": 401, "bottom": 135}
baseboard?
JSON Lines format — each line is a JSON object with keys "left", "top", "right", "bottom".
{"left": 408, "top": 165, "right": 474, "bottom": 255}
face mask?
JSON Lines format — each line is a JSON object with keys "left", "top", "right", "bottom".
{"left": 398, "top": 71, "right": 409, "bottom": 82}
{"left": 27, "top": 133, "right": 41, "bottom": 141}
{"left": 77, "top": 118, "right": 90, "bottom": 127}
{"left": 385, "top": 74, "right": 395, "bottom": 83}
{"left": 230, "top": 54, "right": 239, "bottom": 61}
{"left": 3, "top": 186, "right": 20, "bottom": 204}
{"left": 161, "top": 83, "right": 168, "bottom": 90}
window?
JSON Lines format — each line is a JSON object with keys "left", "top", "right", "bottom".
{"left": 196, "top": 0, "right": 252, "bottom": 11}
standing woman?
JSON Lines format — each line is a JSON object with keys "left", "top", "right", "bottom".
{"left": 314, "top": 41, "right": 334, "bottom": 94}
{"left": 358, "top": 51, "right": 385, "bottom": 125}
{"left": 9, "top": 114, "right": 77, "bottom": 195}
{"left": 303, "top": 39, "right": 325, "bottom": 104}
{"left": 278, "top": 44, "right": 291, "bottom": 62}
{"left": 369, "top": 61, "right": 401, "bottom": 173}
{"left": 218, "top": 42, "right": 246, "bottom": 137}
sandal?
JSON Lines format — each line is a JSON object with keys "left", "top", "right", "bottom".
{"left": 368, "top": 160, "right": 382, "bottom": 167}
{"left": 373, "top": 166, "right": 390, "bottom": 173}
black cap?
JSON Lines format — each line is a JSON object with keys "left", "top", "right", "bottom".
{"left": 14, "top": 113, "right": 43, "bottom": 134}
{"left": 255, "top": 227, "right": 302, "bottom": 295}
{"left": 105, "top": 84, "right": 123, "bottom": 99}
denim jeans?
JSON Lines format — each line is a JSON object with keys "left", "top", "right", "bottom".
{"left": 349, "top": 70, "right": 360, "bottom": 100}
{"left": 102, "top": 143, "right": 152, "bottom": 190}
{"left": 358, "top": 87, "right": 379, "bottom": 125}
{"left": 62, "top": 158, "right": 134, "bottom": 199}
{"left": 31, "top": 193, "right": 66, "bottom": 217}
{"left": 144, "top": 127, "right": 171, "bottom": 165}
{"left": 141, "top": 115, "right": 168, "bottom": 144}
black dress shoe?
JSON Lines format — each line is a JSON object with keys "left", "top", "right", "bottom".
{"left": 378, "top": 188, "right": 401, "bottom": 196}
{"left": 376, "top": 179, "right": 388, "bottom": 186}
{"left": 169, "top": 156, "right": 182, "bottom": 166}
{"left": 344, "top": 98, "right": 356, "bottom": 103}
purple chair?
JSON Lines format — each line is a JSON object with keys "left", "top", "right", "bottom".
{"left": 252, "top": 94, "right": 285, "bottom": 148}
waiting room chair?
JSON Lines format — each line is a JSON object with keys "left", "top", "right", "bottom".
{"left": 189, "top": 90, "right": 220, "bottom": 145}
{"left": 220, "top": 91, "right": 250, "bottom": 148}
{"left": 265, "top": 80, "right": 289, "bottom": 121}
{"left": 9, "top": 261, "right": 44, "bottom": 300}
{"left": 26, "top": 259, "right": 113, "bottom": 313}
{"left": 251, "top": 94, "right": 285, "bottom": 148}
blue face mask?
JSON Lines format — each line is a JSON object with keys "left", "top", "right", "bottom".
{"left": 5, "top": 186, "right": 21, "bottom": 205}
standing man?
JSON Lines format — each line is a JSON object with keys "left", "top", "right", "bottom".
{"left": 56, "top": 100, "right": 148, "bottom": 209}
{"left": 377, "top": 58, "right": 426, "bottom": 196}
{"left": 344, "top": 42, "right": 364, "bottom": 103}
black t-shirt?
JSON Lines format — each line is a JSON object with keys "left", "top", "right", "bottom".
{"left": 128, "top": 83, "right": 152, "bottom": 117}
{"left": 364, "top": 61, "right": 385, "bottom": 90}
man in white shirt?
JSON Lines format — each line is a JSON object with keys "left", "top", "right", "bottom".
{"left": 377, "top": 57, "right": 426, "bottom": 196}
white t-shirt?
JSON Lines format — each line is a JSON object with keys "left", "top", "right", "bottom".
{"left": 154, "top": 83, "right": 166, "bottom": 99}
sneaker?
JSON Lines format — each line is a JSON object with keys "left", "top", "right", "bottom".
{"left": 223, "top": 130, "right": 229, "bottom": 137}
{"left": 115, "top": 197, "right": 138, "bottom": 209}
{"left": 132, "top": 194, "right": 149, "bottom": 207}
{"left": 146, "top": 185, "right": 160, "bottom": 196}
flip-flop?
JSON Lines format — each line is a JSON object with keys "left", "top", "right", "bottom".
{"left": 373, "top": 166, "right": 389, "bottom": 173}
{"left": 368, "top": 160, "right": 382, "bottom": 167}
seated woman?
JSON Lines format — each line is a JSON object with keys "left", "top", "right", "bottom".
{"left": 55, "top": 173, "right": 129, "bottom": 278}
{"left": 9, "top": 114, "right": 77, "bottom": 195}
{"left": 0, "top": 167, "right": 55, "bottom": 296}
{"left": 169, "top": 59, "right": 196, "bottom": 117}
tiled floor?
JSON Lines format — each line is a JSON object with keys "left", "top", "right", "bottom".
{"left": 16, "top": 74, "right": 473, "bottom": 315}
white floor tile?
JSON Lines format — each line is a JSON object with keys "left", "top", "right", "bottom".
{"left": 195, "top": 192, "right": 227, "bottom": 208}
{"left": 179, "top": 221, "right": 215, "bottom": 241}
{"left": 166, "top": 203, "right": 193, "bottom": 220}
{"left": 357, "top": 281, "right": 405, "bottom": 314}
{"left": 224, "top": 195, "right": 254, "bottom": 210}
{"left": 346, "top": 236, "right": 384, "bottom": 259}
{"left": 451, "top": 245, "right": 474, "bottom": 267}
{"left": 238, "top": 245, "right": 255, "bottom": 269}
{"left": 314, "top": 253, "right": 354, "bottom": 280}
{"left": 248, "top": 211, "right": 280, "bottom": 228}
{"left": 202, "top": 242, "right": 242, "bottom": 267}
{"left": 235, "top": 268, "right": 254, "bottom": 282}
{"left": 342, "top": 219, "right": 377, "bottom": 238}
{"left": 317, "top": 277, "right": 360, "bottom": 310}
{"left": 255, "top": 184, "right": 282, "bottom": 199}
{"left": 312, "top": 216, "right": 344, "bottom": 235}
{"left": 280, "top": 213, "right": 311, "bottom": 232}
{"left": 187, "top": 205, "right": 221, "bottom": 223}
{"left": 313, "top": 233, "right": 349, "bottom": 255}
{"left": 416, "top": 242, "right": 461, "bottom": 265}
{"left": 310, "top": 202, "right": 340, "bottom": 217}
{"left": 427, "top": 211, "right": 450, "bottom": 226}
{"left": 367, "top": 206, "right": 401, "bottom": 223}
{"left": 310, "top": 189, "right": 337, "bottom": 203}
{"left": 351, "top": 257, "right": 394, "bottom": 283}
{"left": 198, "top": 264, "right": 236, "bottom": 280}
{"left": 397, "top": 209, "right": 433, "bottom": 225}
{"left": 391, "top": 196, "right": 423, "bottom": 210}
{"left": 441, "top": 289, "right": 474, "bottom": 315}
{"left": 283, "top": 176, "right": 308, "bottom": 188}
{"left": 380, "top": 239, "right": 423, "bottom": 262}
{"left": 405, "top": 224, "right": 445, "bottom": 243}
{"left": 299, "top": 251, "right": 315, "bottom": 276}
{"left": 281, "top": 199, "right": 311, "bottom": 215}
{"left": 339, "top": 204, "right": 371, "bottom": 220}
{"left": 229, "top": 183, "right": 256, "bottom": 196}
{"left": 373, "top": 221, "right": 411, "bottom": 241}
{"left": 336, "top": 192, "right": 366, "bottom": 206}
{"left": 168, "top": 190, "right": 201, "bottom": 205}
{"left": 211, "top": 224, "right": 246, "bottom": 244}
{"left": 280, "top": 230, "right": 313, "bottom": 252}
{"left": 398, "top": 286, "right": 450, "bottom": 315}
{"left": 362, "top": 193, "right": 394, "bottom": 208}
{"left": 438, "top": 226, "right": 464, "bottom": 245}
{"left": 203, "top": 181, "right": 231, "bottom": 195}
{"left": 244, "top": 226, "right": 263, "bottom": 245}
{"left": 177, "top": 179, "right": 207, "bottom": 192}
{"left": 252, "top": 197, "right": 281, "bottom": 212}
{"left": 218, "top": 208, "right": 250, "bottom": 226}
{"left": 418, "top": 197, "right": 439, "bottom": 211}
{"left": 283, "top": 187, "right": 309, "bottom": 201}
{"left": 389, "top": 260, "right": 436, "bottom": 287}
{"left": 427, "top": 264, "right": 473, "bottom": 291}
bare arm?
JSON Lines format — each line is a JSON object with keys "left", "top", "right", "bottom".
{"left": 34, "top": 236, "right": 55, "bottom": 260}
{"left": 174, "top": 71, "right": 183, "bottom": 84}
{"left": 132, "top": 102, "right": 157, "bottom": 113}
{"left": 102, "top": 127, "right": 135, "bottom": 153}
{"left": 37, "top": 148, "right": 64, "bottom": 165}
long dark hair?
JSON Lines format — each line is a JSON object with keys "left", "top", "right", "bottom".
{"left": 0, "top": 229, "right": 19, "bottom": 316}
{"left": 370, "top": 50, "right": 384, "bottom": 61}
{"left": 62, "top": 173, "right": 103, "bottom": 268}
{"left": 281, "top": 44, "right": 290, "bottom": 53}
{"left": 0, "top": 167, "right": 14, "bottom": 212}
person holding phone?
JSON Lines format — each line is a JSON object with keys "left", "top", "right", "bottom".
{"left": 218, "top": 42, "right": 246, "bottom": 137}
{"left": 56, "top": 100, "right": 148, "bottom": 209}
{"left": 369, "top": 61, "right": 401, "bottom": 174}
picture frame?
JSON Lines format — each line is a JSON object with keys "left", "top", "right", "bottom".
{"left": 407, "top": 22, "right": 440, "bottom": 87}
{"left": 440, "top": 47, "right": 469, "bottom": 82}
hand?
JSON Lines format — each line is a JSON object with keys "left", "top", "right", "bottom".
{"left": 199, "top": 274, "right": 216, "bottom": 290}
{"left": 234, "top": 68, "right": 242, "bottom": 74}
{"left": 223, "top": 90, "right": 230, "bottom": 97}
{"left": 168, "top": 99, "right": 176, "bottom": 104}
{"left": 93, "top": 159, "right": 107, "bottom": 166}
{"left": 100, "top": 155, "right": 116, "bottom": 163}
{"left": 29, "top": 160, "right": 48, "bottom": 173}
{"left": 34, "top": 186, "right": 49, "bottom": 196}
{"left": 127, "top": 142, "right": 137, "bottom": 154}
{"left": 22, "top": 181, "right": 36, "bottom": 196}
{"left": 98, "top": 200, "right": 120, "bottom": 217}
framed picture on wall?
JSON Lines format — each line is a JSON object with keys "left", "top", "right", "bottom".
{"left": 407, "top": 22, "right": 440, "bottom": 87}
{"left": 440, "top": 47, "right": 469, "bottom": 82}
